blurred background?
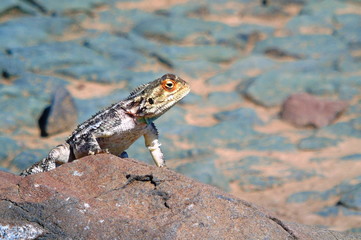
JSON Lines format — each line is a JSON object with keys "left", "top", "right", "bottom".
{"left": 0, "top": 0, "right": 360, "bottom": 233}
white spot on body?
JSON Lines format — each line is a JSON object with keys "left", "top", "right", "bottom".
{"left": 73, "top": 171, "right": 83, "bottom": 176}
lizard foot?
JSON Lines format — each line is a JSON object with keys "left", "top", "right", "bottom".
{"left": 89, "top": 149, "right": 109, "bottom": 155}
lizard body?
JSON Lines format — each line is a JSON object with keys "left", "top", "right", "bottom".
{"left": 20, "top": 74, "right": 190, "bottom": 176}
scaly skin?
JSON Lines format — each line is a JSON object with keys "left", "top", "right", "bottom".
{"left": 20, "top": 74, "right": 190, "bottom": 176}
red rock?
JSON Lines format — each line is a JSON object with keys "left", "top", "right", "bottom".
{"left": 281, "top": 93, "right": 348, "bottom": 128}
{"left": 0, "top": 154, "right": 359, "bottom": 239}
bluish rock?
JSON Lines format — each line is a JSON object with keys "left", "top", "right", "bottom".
{"left": 228, "top": 134, "right": 296, "bottom": 152}
{"left": 156, "top": 106, "right": 189, "bottom": 133}
{"left": 337, "top": 55, "right": 361, "bottom": 73}
{"left": 155, "top": 45, "right": 238, "bottom": 63}
{"left": 245, "top": 71, "right": 338, "bottom": 107}
{"left": 0, "top": 53, "right": 26, "bottom": 78}
{"left": 341, "top": 154, "right": 361, "bottom": 161}
{"left": 334, "top": 14, "right": 361, "bottom": 50}
{"left": 339, "top": 184, "right": 361, "bottom": 210}
{"left": 207, "top": 91, "right": 244, "bottom": 108}
{"left": 283, "top": 168, "right": 317, "bottom": 181}
{"left": 317, "top": 205, "right": 361, "bottom": 217}
{"left": 0, "top": 16, "right": 73, "bottom": 50}
{"left": 232, "top": 24, "right": 275, "bottom": 39}
{"left": 341, "top": 207, "right": 361, "bottom": 216}
{"left": 13, "top": 73, "right": 69, "bottom": 102}
{"left": 172, "top": 59, "right": 221, "bottom": 78}
{"left": 287, "top": 191, "right": 322, "bottom": 203}
{"left": 11, "top": 149, "right": 48, "bottom": 171}
{"left": 34, "top": 0, "right": 106, "bottom": 13}
{"left": 306, "top": 83, "right": 337, "bottom": 96}
{"left": 125, "top": 71, "right": 166, "bottom": 90}
{"left": 239, "top": 175, "right": 283, "bottom": 191}
{"left": 57, "top": 62, "right": 130, "bottom": 84}
{"left": 321, "top": 117, "right": 361, "bottom": 138}
{"left": 228, "top": 55, "right": 279, "bottom": 76}
{"left": 301, "top": 0, "right": 346, "bottom": 17}
{"left": 253, "top": 35, "right": 347, "bottom": 60}
{"left": 348, "top": 100, "right": 361, "bottom": 115}
{"left": 175, "top": 156, "right": 230, "bottom": 191}
{"left": 0, "top": 75, "right": 65, "bottom": 130}
{"left": 179, "top": 92, "right": 203, "bottom": 105}
{"left": 309, "top": 157, "right": 328, "bottom": 163}
{"left": 242, "top": 5, "right": 289, "bottom": 19}
{"left": 133, "top": 15, "right": 231, "bottom": 43}
{"left": 84, "top": 33, "right": 145, "bottom": 69}
{"left": 214, "top": 108, "right": 263, "bottom": 126}
{"left": 0, "top": 136, "right": 21, "bottom": 163}
{"left": 297, "top": 136, "right": 339, "bottom": 151}
{"left": 285, "top": 15, "right": 334, "bottom": 35}
{"left": 245, "top": 71, "right": 308, "bottom": 107}
{"left": 221, "top": 155, "right": 280, "bottom": 181}
{"left": 0, "top": 0, "right": 17, "bottom": 13}
{"left": 288, "top": 179, "right": 361, "bottom": 203}
{"left": 9, "top": 41, "right": 104, "bottom": 72}
{"left": 206, "top": 69, "right": 249, "bottom": 86}
{"left": 321, "top": 182, "right": 360, "bottom": 201}
{"left": 100, "top": 9, "right": 154, "bottom": 33}
{"left": 316, "top": 206, "right": 340, "bottom": 217}
{"left": 166, "top": 2, "right": 210, "bottom": 17}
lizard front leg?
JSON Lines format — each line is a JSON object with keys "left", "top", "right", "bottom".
{"left": 144, "top": 123, "right": 165, "bottom": 167}
{"left": 72, "top": 133, "right": 109, "bottom": 159}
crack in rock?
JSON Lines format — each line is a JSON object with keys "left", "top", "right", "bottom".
{"left": 123, "top": 174, "right": 171, "bottom": 209}
{"left": 267, "top": 216, "right": 298, "bottom": 240}
{"left": 122, "top": 174, "right": 163, "bottom": 189}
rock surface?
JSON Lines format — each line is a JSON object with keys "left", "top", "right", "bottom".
{"left": 281, "top": 92, "right": 348, "bottom": 128}
{"left": 0, "top": 154, "right": 359, "bottom": 240}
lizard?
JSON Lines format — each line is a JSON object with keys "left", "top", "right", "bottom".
{"left": 20, "top": 73, "right": 190, "bottom": 176}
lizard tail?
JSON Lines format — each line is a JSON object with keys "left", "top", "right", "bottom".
{"left": 20, "top": 143, "right": 72, "bottom": 176}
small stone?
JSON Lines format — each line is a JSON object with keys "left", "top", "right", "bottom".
{"left": 339, "top": 184, "right": 361, "bottom": 211}
{"left": 281, "top": 93, "right": 348, "bottom": 128}
{"left": 39, "top": 88, "right": 77, "bottom": 137}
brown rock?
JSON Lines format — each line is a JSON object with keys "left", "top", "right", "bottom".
{"left": 281, "top": 93, "right": 348, "bottom": 128}
{"left": 0, "top": 155, "right": 359, "bottom": 239}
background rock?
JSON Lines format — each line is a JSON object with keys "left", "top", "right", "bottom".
{"left": 281, "top": 93, "right": 348, "bottom": 128}
{"left": 38, "top": 88, "right": 77, "bottom": 137}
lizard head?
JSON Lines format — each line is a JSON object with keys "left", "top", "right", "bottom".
{"left": 126, "top": 74, "right": 190, "bottom": 121}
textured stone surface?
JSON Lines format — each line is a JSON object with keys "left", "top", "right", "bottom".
{"left": 281, "top": 93, "right": 348, "bottom": 128}
{"left": 1, "top": 154, "right": 359, "bottom": 240}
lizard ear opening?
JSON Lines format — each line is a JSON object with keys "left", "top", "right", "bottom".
{"left": 148, "top": 98, "right": 154, "bottom": 104}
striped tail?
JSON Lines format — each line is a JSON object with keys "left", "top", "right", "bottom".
{"left": 20, "top": 143, "right": 72, "bottom": 176}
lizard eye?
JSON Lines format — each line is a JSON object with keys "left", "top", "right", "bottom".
{"left": 162, "top": 79, "right": 176, "bottom": 91}
{"left": 148, "top": 98, "right": 154, "bottom": 104}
